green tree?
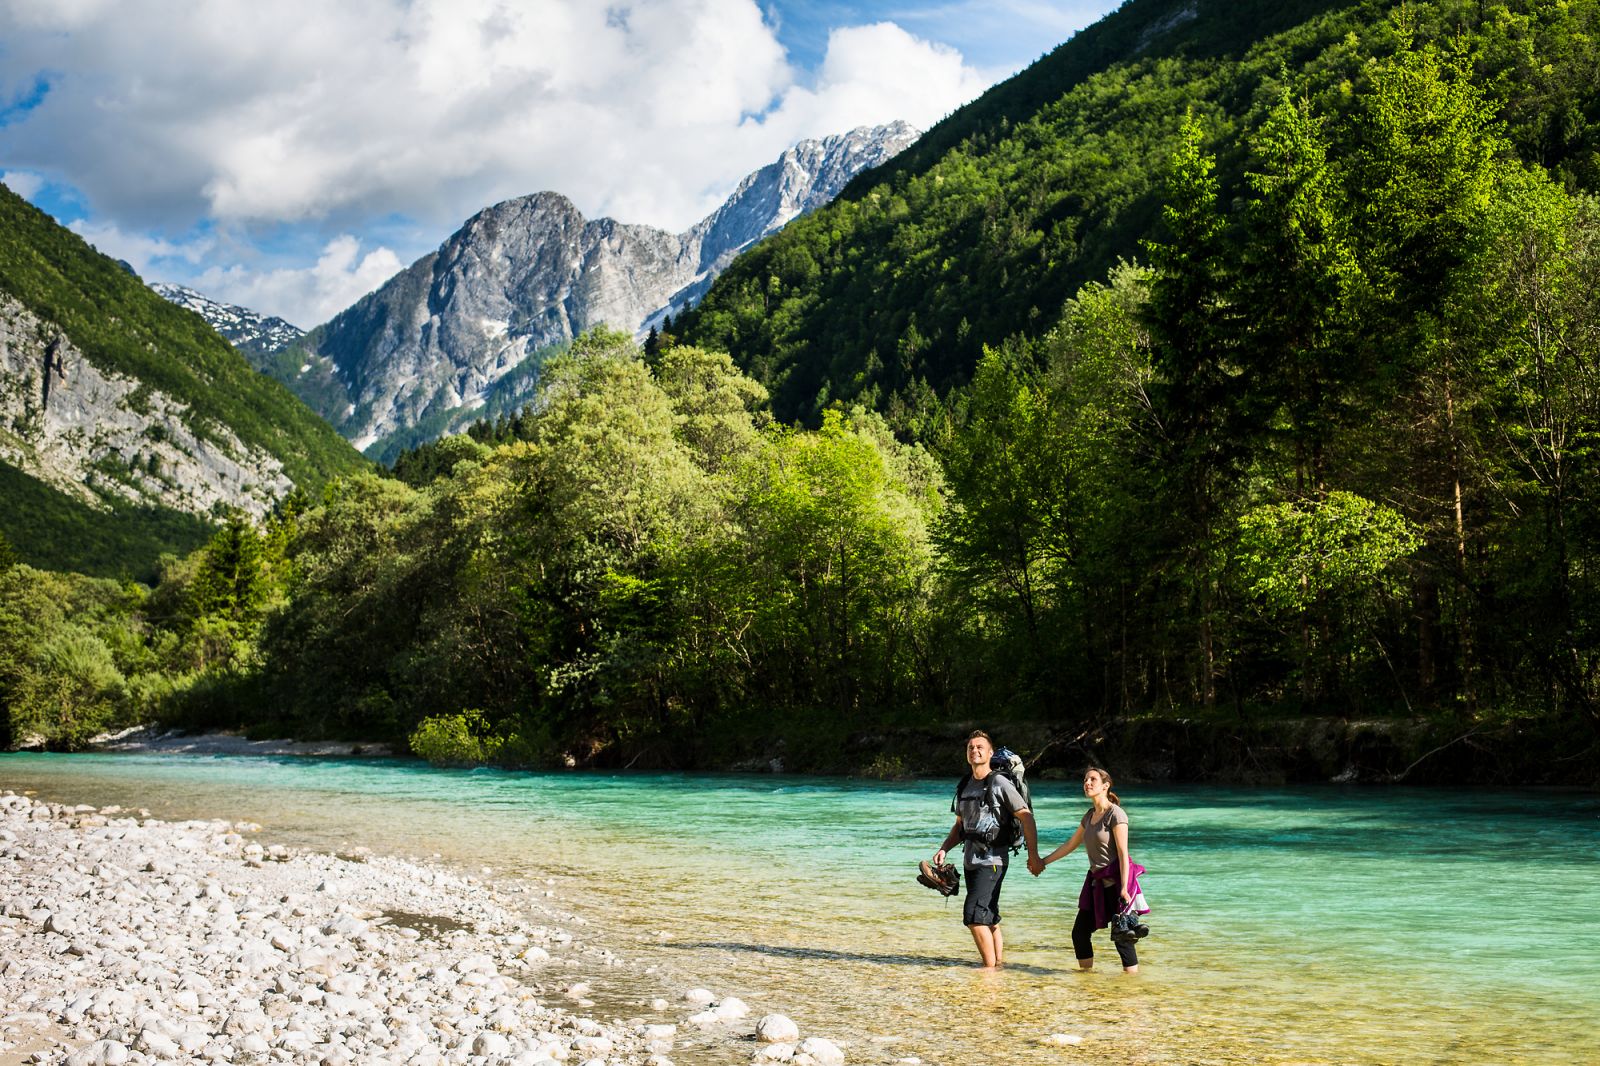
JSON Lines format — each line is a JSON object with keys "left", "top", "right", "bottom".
{"left": 1345, "top": 31, "right": 1521, "bottom": 709}
{"left": 1142, "top": 113, "right": 1239, "bottom": 706}
{"left": 1238, "top": 85, "right": 1364, "bottom": 494}
{"left": 738, "top": 409, "right": 939, "bottom": 712}
{"left": 935, "top": 342, "right": 1072, "bottom": 669}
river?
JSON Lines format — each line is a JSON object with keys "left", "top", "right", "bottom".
{"left": 2, "top": 753, "right": 1596, "bottom": 1065}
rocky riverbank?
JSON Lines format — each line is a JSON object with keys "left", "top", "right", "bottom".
{"left": 0, "top": 790, "right": 854, "bottom": 1066}
{"left": 85, "top": 727, "right": 395, "bottom": 760}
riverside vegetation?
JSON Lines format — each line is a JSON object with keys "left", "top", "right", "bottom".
{"left": 4, "top": 3, "right": 1600, "bottom": 782}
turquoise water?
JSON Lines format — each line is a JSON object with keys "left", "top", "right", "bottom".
{"left": 2, "top": 753, "right": 1598, "bottom": 1065}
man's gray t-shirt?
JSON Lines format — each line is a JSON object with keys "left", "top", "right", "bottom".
{"left": 957, "top": 773, "right": 1027, "bottom": 868}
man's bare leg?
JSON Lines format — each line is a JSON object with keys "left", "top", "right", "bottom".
{"left": 969, "top": 925, "right": 999, "bottom": 968}
{"left": 993, "top": 924, "right": 1004, "bottom": 966}
{"left": 1077, "top": 957, "right": 1094, "bottom": 970}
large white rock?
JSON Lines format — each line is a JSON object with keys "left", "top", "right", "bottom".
{"left": 573, "top": 1035, "right": 613, "bottom": 1055}
{"left": 65, "top": 1040, "right": 129, "bottom": 1066}
{"left": 473, "top": 1031, "right": 511, "bottom": 1057}
{"left": 135, "top": 1029, "right": 181, "bottom": 1061}
{"left": 757, "top": 1015, "right": 801, "bottom": 1043}
{"left": 683, "top": 988, "right": 716, "bottom": 1007}
{"left": 715, "top": 996, "right": 750, "bottom": 1020}
{"left": 798, "top": 1037, "right": 845, "bottom": 1066}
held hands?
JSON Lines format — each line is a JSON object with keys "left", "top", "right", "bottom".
{"left": 1027, "top": 853, "right": 1045, "bottom": 877}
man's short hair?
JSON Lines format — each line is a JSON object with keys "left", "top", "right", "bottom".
{"left": 967, "top": 730, "right": 992, "bottom": 744}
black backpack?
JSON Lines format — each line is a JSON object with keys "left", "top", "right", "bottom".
{"left": 950, "top": 747, "right": 1033, "bottom": 854}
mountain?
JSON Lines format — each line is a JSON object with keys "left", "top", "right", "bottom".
{"left": 679, "top": 0, "right": 1600, "bottom": 425}
{"left": 149, "top": 283, "right": 305, "bottom": 357}
{"left": 301, "top": 122, "right": 918, "bottom": 460}
{"left": 0, "top": 182, "right": 369, "bottom": 577}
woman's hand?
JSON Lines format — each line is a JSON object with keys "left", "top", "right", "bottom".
{"left": 1027, "top": 854, "right": 1045, "bottom": 876}
{"left": 1120, "top": 888, "right": 1132, "bottom": 904}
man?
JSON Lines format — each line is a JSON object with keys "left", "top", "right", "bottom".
{"left": 931, "top": 730, "right": 1039, "bottom": 968}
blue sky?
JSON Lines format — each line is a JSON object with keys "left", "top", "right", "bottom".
{"left": 0, "top": 0, "right": 1119, "bottom": 327}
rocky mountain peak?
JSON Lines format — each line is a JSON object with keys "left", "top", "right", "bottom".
{"left": 306, "top": 121, "right": 919, "bottom": 459}
{"left": 692, "top": 121, "right": 920, "bottom": 274}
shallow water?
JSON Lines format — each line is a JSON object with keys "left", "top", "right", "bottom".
{"left": 2, "top": 753, "right": 1597, "bottom": 1064}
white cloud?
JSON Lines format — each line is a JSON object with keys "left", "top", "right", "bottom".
{"left": 67, "top": 218, "right": 212, "bottom": 275}
{"left": 0, "top": 0, "right": 989, "bottom": 234}
{"left": 758, "top": 22, "right": 992, "bottom": 144}
{"left": 191, "top": 236, "right": 405, "bottom": 328}
{"left": 1, "top": 170, "right": 46, "bottom": 202}
{"left": 1, "top": 0, "right": 998, "bottom": 325}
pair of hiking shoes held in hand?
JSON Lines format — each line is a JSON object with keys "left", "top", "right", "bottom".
{"left": 916, "top": 859, "right": 961, "bottom": 897}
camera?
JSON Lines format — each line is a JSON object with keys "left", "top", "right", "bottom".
{"left": 1109, "top": 910, "right": 1149, "bottom": 944}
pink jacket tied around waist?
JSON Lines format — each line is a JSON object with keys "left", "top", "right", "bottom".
{"left": 1078, "top": 861, "right": 1149, "bottom": 930}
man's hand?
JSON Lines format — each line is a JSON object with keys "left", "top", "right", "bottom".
{"left": 933, "top": 849, "right": 946, "bottom": 866}
{"left": 1027, "top": 855, "right": 1045, "bottom": 876}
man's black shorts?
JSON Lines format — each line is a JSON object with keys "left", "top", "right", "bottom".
{"left": 963, "top": 862, "right": 1006, "bottom": 926}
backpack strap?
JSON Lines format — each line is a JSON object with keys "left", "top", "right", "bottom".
{"left": 951, "top": 773, "right": 970, "bottom": 811}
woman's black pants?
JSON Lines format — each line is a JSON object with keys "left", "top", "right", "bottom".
{"left": 1072, "top": 881, "right": 1138, "bottom": 967}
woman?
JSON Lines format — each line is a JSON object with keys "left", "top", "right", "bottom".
{"left": 1033, "top": 766, "right": 1146, "bottom": 973}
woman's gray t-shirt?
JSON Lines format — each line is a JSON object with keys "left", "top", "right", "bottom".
{"left": 957, "top": 773, "right": 1026, "bottom": 868}
{"left": 1080, "top": 803, "right": 1128, "bottom": 873}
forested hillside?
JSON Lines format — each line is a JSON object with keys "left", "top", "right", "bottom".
{"left": 0, "top": 184, "right": 369, "bottom": 576}
{"left": 682, "top": 0, "right": 1600, "bottom": 427}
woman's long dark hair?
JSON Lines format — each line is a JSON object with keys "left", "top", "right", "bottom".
{"left": 1085, "top": 766, "right": 1121, "bottom": 807}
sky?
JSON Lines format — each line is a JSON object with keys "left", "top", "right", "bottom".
{"left": 0, "top": 0, "right": 1120, "bottom": 328}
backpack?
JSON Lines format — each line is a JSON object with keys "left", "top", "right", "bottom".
{"left": 951, "top": 746, "right": 1033, "bottom": 854}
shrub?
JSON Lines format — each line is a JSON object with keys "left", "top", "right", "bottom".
{"left": 409, "top": 710, "right": 502, "bottom": 767}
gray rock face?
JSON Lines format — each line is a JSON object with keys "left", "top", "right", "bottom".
{"left": 0, "top": 293, "right": 293, "bottom": 519}
{"left": 313, "top": 121, "right": 918, "bottom": 455}
{"left": 149, "top": 283, "right": 306, "bottom": 357}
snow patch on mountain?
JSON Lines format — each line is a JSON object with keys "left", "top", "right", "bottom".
{"left": 150, "top": 283, "right": 306, "bottom": 356}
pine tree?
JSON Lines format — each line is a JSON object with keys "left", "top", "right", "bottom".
{"left": 191, "top": 515, "right": 269, "bottom": 627}
{"left": 1142, "top": 113, "right": 1238, "bottom": 706}
{"left": 1238, "top": 85, "right": 1364, "bottom": 494}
